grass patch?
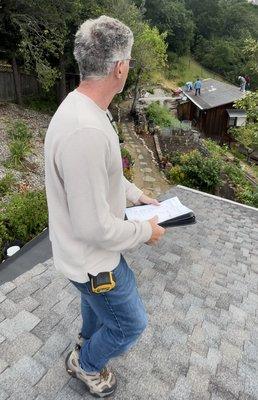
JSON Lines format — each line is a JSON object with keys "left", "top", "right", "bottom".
{"left": 253, "top": 165, "right": 258, "bottom": 180}
{"left": 153, "top": 53, "right": 225, "bottom": 89}
{"left": 0, "top": 172, "right": 17, "bottom": 197}
{"left": 8, "top": 140, "right": 32, "bottom": 169}
{"left": 146, "top": 102, "right": 174, "bottom": 127}
{"left": 7, "top": 120, "right": 32, "bottom": 142}
{"left": 168, "top": 54, "right": 225, "bottom": 85}
{"left": 203, "top": 139, "right": 229, "bottom": 158}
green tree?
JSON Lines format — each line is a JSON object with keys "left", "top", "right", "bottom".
{"left": 234, "top": 91, "right": 258, "bottom": 124}
{"left": 194, "top": 37, "right": 244, "bottom": 82}
{"left": 99, "top": 0, "right": 168, "bottom": 113}
{"left": 0, "top": 0, "right": 24, "bottom": 104}
{"left": 0, "top": 0, "right": 99, "bottom": 102}
{"left": 184, "top": 0, "right": 258, "bottom": 88}
{"left": 185, "top": 0, "right": 222, "bottom": 39}
{"left": 13, "top": 0, "right": 83, "bottom": 99}
{"left": 231, "top": 91, "right": 258, "bottom": 162}
{"left": 243, "top": 37, "right": 258, "bottom": 88}
{"left": 231, "top": 124, "right": 258, "bottom": 163}
{"left": 130, "top": 23, "right": 167, "bottom": 113}
{"left": 143, "top": 0, "right": 195, "bottom": 55}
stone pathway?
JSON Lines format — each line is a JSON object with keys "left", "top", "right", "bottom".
{"left": 122, "top": 121, "right": 170, "bottom": 199}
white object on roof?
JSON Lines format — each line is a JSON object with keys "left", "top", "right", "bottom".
{"left": 208, "top": 85, "right": 217, "bottom": 92}
{"left": 7, "top": 246, "right": 20, "bottom": 257}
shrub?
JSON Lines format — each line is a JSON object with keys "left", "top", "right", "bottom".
{"left": 7, "top": 120, "right": 32, "bottom": 142}
{"left": 167, "top": 149, "right": 222, "bottom": 192}
{"left": 167, "top": 147, "right": 257, "bottom": 207}
{"left": 168, "top": 151, "right": 182, "bottom": 165}
{"left": 253, "top": 188, "right": 258, "bottom": 208}
{"left": 223, "top": 163, "right": 257, "bottom": 207}
{"left": 2, "top": 190, "right": 48, "bottom": 243}
{"left": 236, "top": 185, "right": 257, "bottom": 207}
{"left": 0, "top": 214, "right": 9, "bottom": 262}
{"left": 121, "top": 147, "right": 134, "bottom": 166}
{"left": 116, "top": 123, "right": 125, "bottom": 143}
{"left": 0, "top": 172, "right": 16, "bottom": 197}
{"left": 223, "top": 163, "right": 245, "bottom": 185}
{"left": 8, "top": 139, "right": 32, "bottom": 168}
{"left": 24, "top": 95, "right": 58, "bottom": 114}
{"left": 169, "top": 116, "right": 185, "bottom": 130}
{"left": 203, "top": 139, "right": 228, "bottom": 158}
{"left": 146, "top": 102, "right": 174, "bottom": 127}
{"left": 123, "top": 167, "right": 134, "bottom": 182}
{"left": 121, "top": 147, "right": 134, "bottom": 182}
{"left": 167, "top": 165, "right": 186, "bottom": 184}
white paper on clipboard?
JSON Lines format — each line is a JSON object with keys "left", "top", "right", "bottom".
{"left": 125, "top": 196, "right": 193, "bottom": 224}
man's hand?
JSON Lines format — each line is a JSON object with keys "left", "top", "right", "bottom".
{"left": 134, "top": 194, "right": 165, "bottom": 245}
{"left": 135, "top": 194, "right": 160, "bottom": 206}
{"left": 146, "top": 215, "right": 166, "bottom": 245}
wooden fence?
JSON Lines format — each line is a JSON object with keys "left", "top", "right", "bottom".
{"left": 0, "top": 70, "right": 80, "bottom": 102}
{"left": 0, "top": 70, "right": 40, "bottom": 101}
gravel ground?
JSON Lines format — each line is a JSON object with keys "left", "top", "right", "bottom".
{"left": 0, "top": 102, "right": 52, "bottom": 199}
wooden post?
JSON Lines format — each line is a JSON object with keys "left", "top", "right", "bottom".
{"left": 11, "top": 57, "right": 22, "bottom": 105}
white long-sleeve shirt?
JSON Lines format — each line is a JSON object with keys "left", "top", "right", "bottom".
{"left": 44, "top": 89, "right": 152, "bottom": 283}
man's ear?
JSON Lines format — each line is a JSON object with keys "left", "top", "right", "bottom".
{"left": 114, "top": 60, "right": 124, "bottom": 79}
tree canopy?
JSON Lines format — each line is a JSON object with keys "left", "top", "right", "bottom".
{"left": 0, "top": 0, "right": 168, "bottom": 101}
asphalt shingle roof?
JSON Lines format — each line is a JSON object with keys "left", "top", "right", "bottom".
{"left": 183, "top": 78, "right": 245, "bottom": 110}
{"left": 0, "top": 185, "right": 257, "bottom": 400}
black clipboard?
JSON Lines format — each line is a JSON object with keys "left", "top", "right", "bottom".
{"left": 125, "top": 203, "right": 196, "bottom": 228}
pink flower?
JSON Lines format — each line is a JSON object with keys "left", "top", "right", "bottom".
{"left": 122, "top": 157, "right": 130, "bottom": 169}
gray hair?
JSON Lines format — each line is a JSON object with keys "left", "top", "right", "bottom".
{"left": 74, "top": 15, "right": 134, "bottom": 81}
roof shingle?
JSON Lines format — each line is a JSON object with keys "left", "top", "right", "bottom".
{"left": 0, "top": 186, "right": 257, "bottom": 399}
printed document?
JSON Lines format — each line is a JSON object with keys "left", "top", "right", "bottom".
{"left": 125, "top": 196, "right": 193, "bottom": 224}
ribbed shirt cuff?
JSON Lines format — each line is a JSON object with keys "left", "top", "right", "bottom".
{"left": 141, "top": 220, "right": 153, "bottom": 243}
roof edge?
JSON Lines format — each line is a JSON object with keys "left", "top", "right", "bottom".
{"left": 177, "top": 185, "right": 258, "bottom": 212}
{"left": 182, "top": 91, "right": 204, "bottom": 110}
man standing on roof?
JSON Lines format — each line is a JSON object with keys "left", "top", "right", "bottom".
{"left": 44, "top": 15, "right": 165, "bottom": 398}
{"left": 194, "top": 78, "right": 202, "bottom": 96}
{"left": 245, "top": 75, "right": 250, "bottom": 90}
{"left": 238, "top": 76, "right": 246, "bottom": 92}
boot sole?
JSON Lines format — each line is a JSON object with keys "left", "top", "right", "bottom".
{"left": 65, "top": 351, "right": 117, "bottom": 398}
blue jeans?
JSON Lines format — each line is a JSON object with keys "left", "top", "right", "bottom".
{"left": 68, "top": 254, "right": 148, "bottom": 373}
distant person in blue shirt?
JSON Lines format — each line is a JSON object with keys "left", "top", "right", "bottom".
{"left": 194, "top": 78, "right": 202, "bottom": 96}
